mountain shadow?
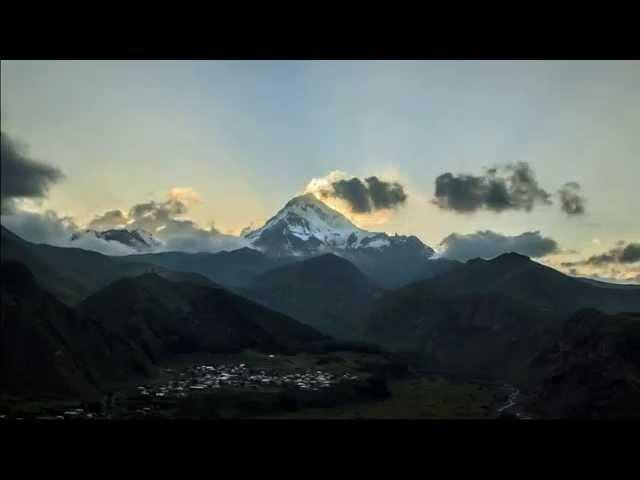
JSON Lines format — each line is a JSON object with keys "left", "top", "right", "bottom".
{"left": 242, "top": 253, "right": 384, "bottom": 339}
{"left": 0, "top": 261, "right": 155, "bottom": 400}
{"left": 529, "top": 309, "right": 640, "bottom": 418}
{"left": 359, "top": 253, "right": 640, "bottom": 385}
{"left": 77, "top": 273, "right": 329, "bottom": 361}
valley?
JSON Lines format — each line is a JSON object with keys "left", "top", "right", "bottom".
{"left": 2, "top": 195, "right": 639, "bottom": 420}
{"left": 0, "top": 350, "right": 404, "bottom": 420}
{"left": 3, "top": 59, "right": 639, "bottom": 425}
{"left": 0, "top": 351, "right": 520, "bottom": 421}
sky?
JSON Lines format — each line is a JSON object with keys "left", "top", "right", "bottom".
{"left": 1, "top": 60, "right": 639, "bottom": 282}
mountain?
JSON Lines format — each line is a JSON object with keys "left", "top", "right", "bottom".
{"left": 343, "top": 247, "right": 461, "bottom": 289}
{"left": 1, "top": 259, "right": 328, "bottom": 399}
{"left": 359, "top": 253, "right": 640, "bottom": 383}
{"left": 577, "top": 277, "right": 640, "bottom": 290}
{"left": 242, "top": 253, "right": 384, "bottom": 338}
{"left": 244, "top": 193, "right": 433, "bottom": 258}
{"left": 70, "top": 228, "right": 162, "bottom": 252}
{"left": 78, "top": 273, "right": 329, "bottom": 359}
{"left": 0, "top": 261, "right": 155, "bottom": 399}
{"left": 0, "top": 251, "right": 330, "bottom": 396}
{"left": 530, "top": 309, "right": 640, "bottom": 418}
{"left": 0, "top": 225, "right": 84, "bottom": 304}
{"left": 244, "top": 193, "right": 457, "bottom": 288}
{"left": 117, "top": 247, "right": 290, "bottom": 288}
{"left": 0, "top": 225, "right": 211, "bottom": 305}
{"left": 400, "top": 252, "right": 640, "bottom": 314}
{"left": 363, "top": 290, "right": 564, "bottom": 384}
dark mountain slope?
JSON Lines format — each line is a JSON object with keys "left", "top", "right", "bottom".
{"left": 577, "top": 277, "right": 640, "bottom": 290}
{"left": 117, "top": 247, "right": 290, "bottom": 288}
{"left": 242, "top": 253, "right": 383, "bottom": 338}
{"left": 0, "top": 262, "right": 155, "bottom": 399}
{"left": 360, "top": 253, "right": 640, "bottom": 384}
{"left": 363, "top": 289, "right": 563, "bottom": 385}
{"left": 0, "top": 225, "right": 215, "bottom": 304}
{"left": 0, "top": 225, "right": 91, "bottom": 305}
{"left": 344, "top": 252, "right": 461, "bottom": 289}
{"left": 77, "top": 273, "right": 328, "bottom": 360}
{"left": 403, "top": 252, "right": 640, "bottom": 314}
{"left": 155, "top": 270, "right": 219, "bottom": 287}
{"left": 530, "top": 309, "right": 640, "bottom": 418}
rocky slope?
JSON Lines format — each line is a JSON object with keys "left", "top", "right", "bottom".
{"left": 529, "top": 309, "right": 640, "bottom": 418}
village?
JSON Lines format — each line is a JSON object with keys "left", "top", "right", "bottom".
{"left": 0, "top": 361, "right": 362, "bottom": 420}
{"left": 137, "top": 363, "right": 360, "bottom": 399}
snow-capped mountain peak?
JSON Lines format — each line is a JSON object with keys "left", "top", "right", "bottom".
{"left": 246, "top": 193, "right": 370, "bottom": 250}
{"left": 70, "top": 228, "right": 162, "bottom": 252}
{"left": 245, "top": 193, "right": 434, "bottom": 259}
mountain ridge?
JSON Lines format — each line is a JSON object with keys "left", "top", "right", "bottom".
{"left": 358, "top": 253, "right": 640, "bottom": 384}
{"left": 242, "top": 253, "right": 384, "bottom": 339}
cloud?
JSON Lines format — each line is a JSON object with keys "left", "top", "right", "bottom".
{"left": 156, "top": 219, "right": 246, "bottom": 253}
{"left": 364, "top": 176, "right": 408, "bottom": 210}
{"left": 620, "top": 243, "right": 640, "bottom": 263}
{"left": 556, "top": 241, "right": 640, "bottom": 284}
{"left": 306, "top": 171, "right": 408, "bottom": 214}
{"left": 1, "top": 131, "right": 64, "bottom": 213}
{"left": 1, "top": 209, "right": 77, "bottom": 245}
{"left": 561, "top": 242, "right": 640, "bottom": 267}
{"left": 167, "top": 187, "right": 202, "bottom": 206}
{"left": 85, "top": 189, "right": 248, "bottom": 253}
{"left": 330, "top": 178, "right": 371, "bottom": 213}
{"left": 87, "top": 210, "right": 129, "bottom": 230}
{"left": 440, "top": 230, "right": 559, "bottom": 261}
{"left": 1, "top": 209, "right": 135, "bottom": 255}
{"left": 557, "top": 182, "right": 586, "bottom": 216}
{"left": 566, "top": 266, "right": 640, "bottom": 285}
{"left": 433, "top": 162, "right": 552, "bottom": 214}
{"left": 127, "top": 198, "right": 188, "bottom": 232}
{"left": 2, "top": 180, "right": 247, "bottom": 256}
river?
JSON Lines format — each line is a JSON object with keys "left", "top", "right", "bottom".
{"left": 496, "top": 384, "right": 533, "bottom": 419}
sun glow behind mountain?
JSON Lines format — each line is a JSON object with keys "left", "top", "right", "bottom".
{"left": 304, "top": 171, "right": 399, "bottom": 230}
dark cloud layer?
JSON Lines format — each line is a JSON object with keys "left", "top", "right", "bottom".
{"left": 330, "top": 178, "right": 371, "bottom": 213}
{"left": 620, "top": 243, "right": 640, "bottom": 263}
{"left": 558, "top": 182, "right": 586, "bottom": 216}
{"left": 562, "top": 242, "right": 640, "bottom": 268}
{"left": 433, "top": 162, "right": 551, "bottom": 213}
{"left": 432, "top": 162, "right": 586, "bottom": 215}
{"left": 1, "top": 131, "right": 64, "bottom": 213}
{"left": 440, "top": 230, "right": 559, "bottom": 262}
{"left": 321, "top": 176, "right": 407, "bottom": 213}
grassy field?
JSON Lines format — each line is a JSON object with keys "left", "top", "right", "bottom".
{"left": 263, "top": 375, "right": 502, "bottom": 419}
